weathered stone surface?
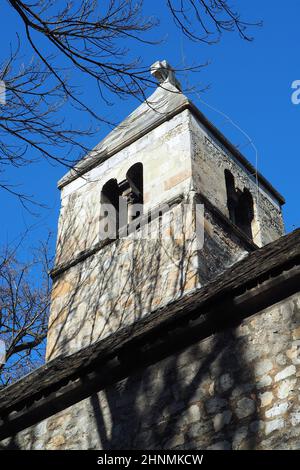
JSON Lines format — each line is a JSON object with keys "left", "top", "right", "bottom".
{"left": 45, "top": 77, "right": 285, "bottom": 361}
{"left": 235, "top": 398, "right": 256, "bottom": 419}
{"left": 47, "top": 435, "right": 66, "bottom": 449}
{"left": 183, "top": 405, "right": 201, "bottom": 425}
{"left": 276, "top": 354, "right": 287, "bottom": 366}
{"left": 276, "top": 379, "right": 296, "bottom": 399}
{"left": 275, "top": 366, "right": 296, "bottom": 382}
{"left": 213, "top": 411, "right": 232, "bottom": 432}
{"left": 218, "top": 373, "right": 234, "bottom": 392}
{"left": 2, "top": 266, "right": 300, "bottom": 451}
{"left": 232, "top": 426, "right": 248, "bottom": 450}
{"left": 165, "top": 433, "right": 185, "bottom": 449}
{"left": 250, "top": 420, "right": 265, "bottom": 434}
{"left": 265, "top": 418, "right": 284, "bottom": 435}
{"left": 191, "top": 117, "right": 284, "bottom": 247}
{"left": 291, "top": 411, "right": 300, "bottom": 426}
{"left": 231, "top": 383, "right": 254, "bottom": 399}
{"left": 259, "top": 392, "right": 273, "bottom": 408}
{"left": 292, "top": 327, "right": 300, "bottom": 340}
{"left": 254, "top": 359, "right": 273, "bottom": 377}
{"left": 1, "top": 65, "right": 288, "bottom": 451}
{"left": 206, "top": 398, "right": 228, "bottom": 415}
{"left": 256, "top": 375, "right": 273, "bottom": 389}
{"left": 265, "top": 402, "right": 289, "bottom": 419}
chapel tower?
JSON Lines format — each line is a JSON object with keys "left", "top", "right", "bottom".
{"left": 46, "top": 61, "right": 284, "bottom": 360}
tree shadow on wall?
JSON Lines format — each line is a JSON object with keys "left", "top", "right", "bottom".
{"left": 88, "top": 323, "right": 261, "bottom": 450}
{"left": 47, "top": 199, "right": 262, "bottom": 450}
{"left": 1, "top": 200, "right": 262, "bottom": 450}
{"left": 46, "top": 201, "right": 199, "bottom": 361}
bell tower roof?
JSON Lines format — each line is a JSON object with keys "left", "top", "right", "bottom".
{"left": 57, "top": 60, "right": 284, "bottom": 207}
{"left": 58, "top": 60, "right": 188, "bottom": 189}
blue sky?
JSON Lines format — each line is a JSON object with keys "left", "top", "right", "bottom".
{"left": 1, "top": 1, "right": 300, "bottom": 258}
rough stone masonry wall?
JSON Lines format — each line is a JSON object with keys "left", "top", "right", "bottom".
{"left": 3, "top": 291, "right": 300, "bottom": 450}
{"left": 46, "top": 109, "right": 197, "bottom": 359}
{"left": 47, "top": 106, "right": 262, "bottom": 360}
{"left": 55, "top": 110, "right": 193, "bottom": 267}
{"left": 190, "top": 114, "right": 285, "bottom": 247}
{"left": 46, "top": 202, "right": 200, "bottom": 359}
{"left": 196, "top": 202, "right": 250, "bottom": 285}
{"left": 46, "top": 197, "right": 253, "bottom": 360}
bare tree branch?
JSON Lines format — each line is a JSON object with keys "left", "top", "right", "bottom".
{"left": 0, "top": 235, "right": 53, "bottom": 386}
{"left": 0, "top": 1, "right": 258, "bottom": 206}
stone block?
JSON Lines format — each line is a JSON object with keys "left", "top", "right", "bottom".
{"left": 256, "top": 375, "right": 272, "bottom": 389}
{"left": 235, "top": 397, "right": 256, "bottom": 419}
{"left": 265, "top": 418, "right": 284, "bottom": 435}
{"left": 291, "top": 410, "right": 300, "bottom": 426}
{"left": 265, "top": 402, "right": 289, "bottom": 419}
{"left": 292, "top": 327, "right": 300, "bottom": 340}
{"left": 205, "top": 397, "right": 228, "bottom": 415}
{"left": 275, "top": 365, "right": 296, "bottom": 382}
{"left": 232, "top": 426, "right": 248, "bottom": 450}
{"left": 276, "top": 378, "right": 296, "bottom": 399}
{"left": 164, "top": 169, "right": 191, "bottom": 191}
{"left": 218, "top": 373, "right": 234, "bottom": 392}
{"left": 213, "top": 410, "right": 232, "bottom": 432}
{"left": 259, "top": 392, "right": 273, "bottom": 408}
{"left": 254, "top": 359, "right": 273, "bottom": 377}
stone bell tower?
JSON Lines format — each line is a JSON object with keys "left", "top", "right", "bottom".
{"left": 46, "top": 60, "right": 285, "bottom": 360}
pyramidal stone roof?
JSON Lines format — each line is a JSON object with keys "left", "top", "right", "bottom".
{"left": 57, "top": 60, "right": 284, "bottom": 205}
{"left": 58, "top": 61, "right": 188, "bottom": 189}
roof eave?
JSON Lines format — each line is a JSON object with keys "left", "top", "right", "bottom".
{"left": 57, "top": 98, "right": 285, "bottom": 206}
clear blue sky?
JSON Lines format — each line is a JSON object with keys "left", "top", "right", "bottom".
{"left": 1, "top": 1, "right": 300, "bottom": 257}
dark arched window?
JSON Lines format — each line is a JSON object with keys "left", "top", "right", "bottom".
{"left": 126, "top": 163, "right": 143, "bottom": 203}
{"left": 236, "top": 188, "right": 254, "bottom": 239}
{"left": 100, "top": 178, "right": 120, "bottom": 239}
{"left": 101, "top": 179, "right": 119, "bottom": 210}
{"left": 100, "top": 163, "right": 144, "bottom": 239}
{"left": 125, "top": 163, "right": 143, "bottom": 222}
{"left": 225, "top": 169, "right": 237, "bottom": 225}
{"left": 224, "top": 169, "right": 254, "bottom": 240}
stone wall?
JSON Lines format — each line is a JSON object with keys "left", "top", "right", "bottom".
{"left": 3, "top": 291, "right": 300, "bottom": 450}
{"left": 46, "top": 104, "right": 285, "bottom": 364}
{"left": 46, "top": 109, "right": 196, "bottom": 359}
{"left": 47, "top": 194, "right": 255, "bottom": 360}
{"left": 55, "top": 110, "right": 193, "bottom": 268}
{"left": 190, "top": 114, "right": 284, "bottom": 246}
{"left": 196, "top": 201, "right": 250, "bottom": 284}
{"left": 47, "top": 105, "right": 264, "bottom": 359}
{"left": 47, "top": 200, "right": 200, "bottom": 359}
